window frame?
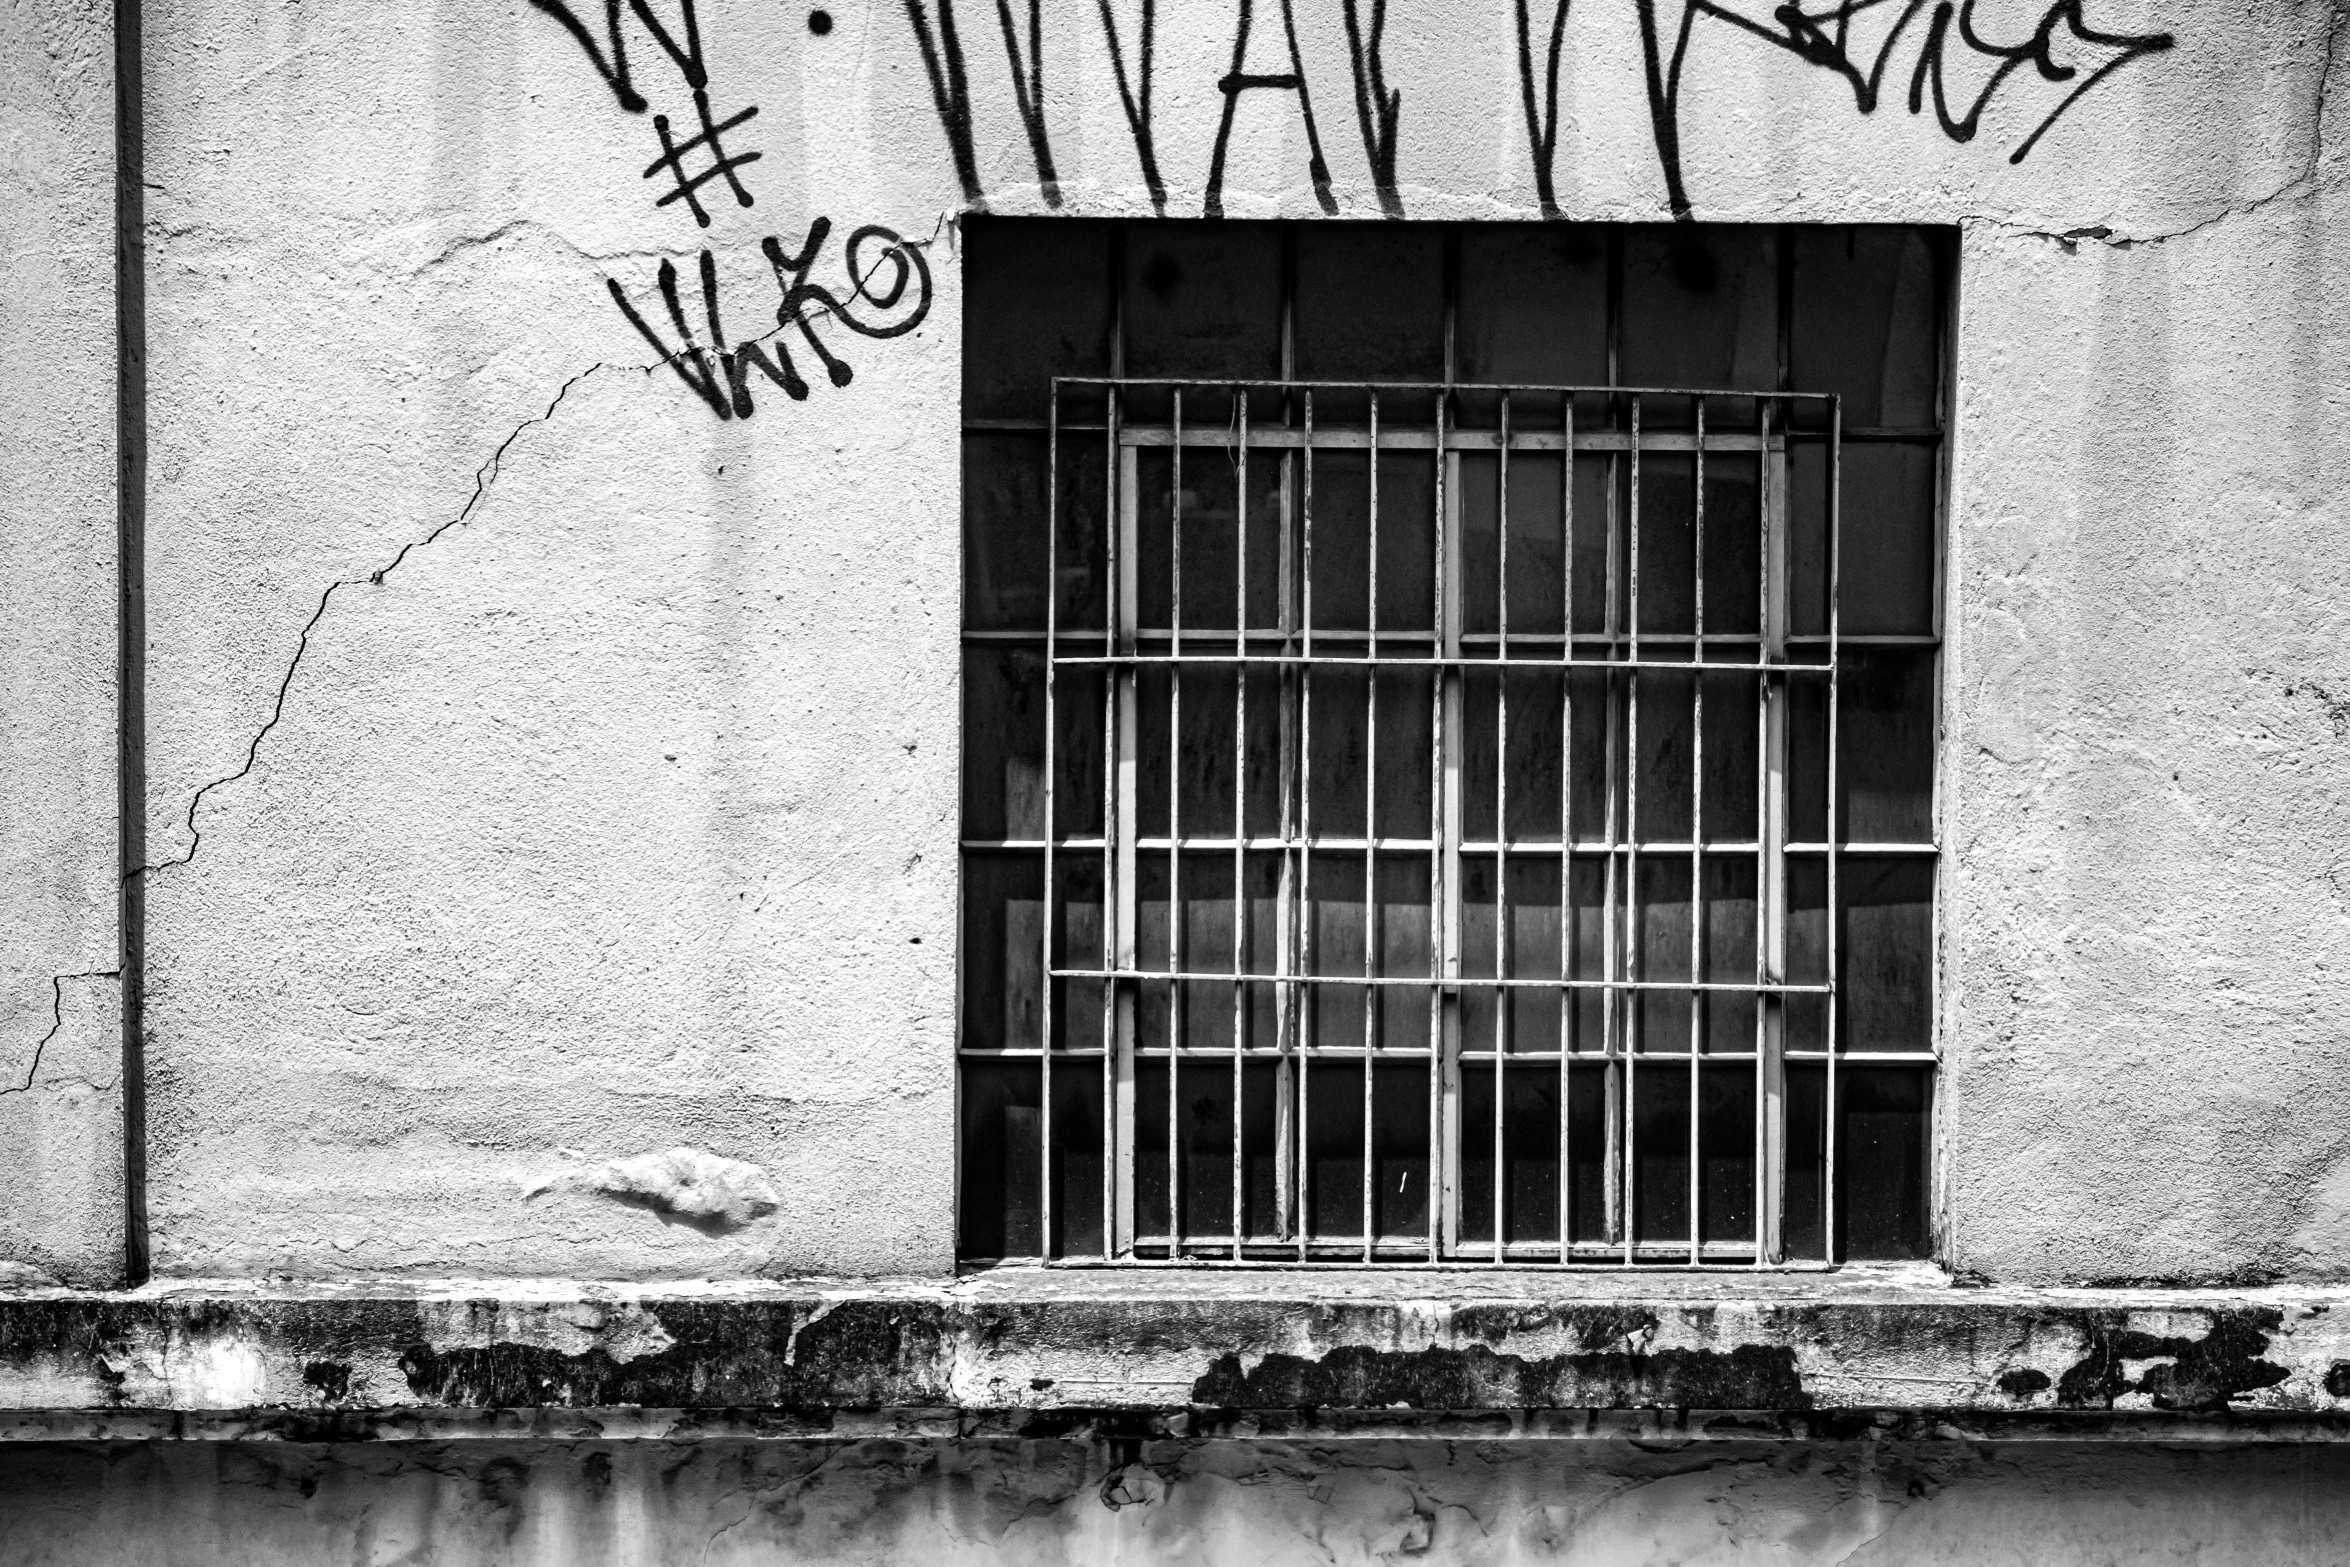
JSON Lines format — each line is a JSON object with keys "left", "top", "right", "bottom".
{"left": 958, "top": 222, "right": 1950, "bottom": 1270}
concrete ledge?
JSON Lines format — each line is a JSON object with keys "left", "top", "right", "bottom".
{"left": 5, "top": 1271, "right": 2350, "bottom": 1441}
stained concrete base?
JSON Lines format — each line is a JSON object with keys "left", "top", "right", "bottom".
{"left": 6, "top": 1436, "right": 2350, "bottom": 1565}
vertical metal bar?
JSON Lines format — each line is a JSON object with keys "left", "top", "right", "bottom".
{"left": 1623, "top": 390, "right": 1642, "bottom": 1265}
{"left": 1298, "top": 388, "right": 1317, "bottom": 1261}
{"left": 1601, "top": 238, "right": 1626, "bottom": 1252}
{"left": 1434, "top": 433, "right": 1456, "bottom": 1262}
{"left": 1275, "top": 249, "right": 1300, "bottom": 1248}
{"left": 1558, "top": 391, "right": 1575, "bottom": 1263}
{"left": 1824, "top": 396, "right": 1843, "bottom": 1264}
{"left": 1688, "top": 396, "right": 1705, "bottom": 1266}
{"left": 1040, "top": 381, "right": 1061, "bottom": 1261}
{"left": 1113, "top": 442, "right": 1141, "bottom": 1260}
{"left": 1758, "top": 397, "right": 1790, "bottom": 1265}
{"left": 1493, "top": 391, "right": 1511, "bottom": 1262}
{"left": 1434, "top": 234, "right": 1459, "bottom": 1263}
{"left": 1363, "top": 388, "right": 1381, "bottom": 1261}
{"left": 1091, "top": 386, "right": 1120, "bottom": 1261}
{"left": 1168, "top": 386, "right": 1185, "bottom": 1256}
{"left": 1275, "top": 436, "right": 1299, "bottom": 1246}
{"left": 1600, "top": 415, "right": 1623, "bottom": 1252}
{"left": 1232, "top": 386, "right": 1251, "bottom": 1259}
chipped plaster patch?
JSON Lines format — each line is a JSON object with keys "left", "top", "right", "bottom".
{"left": 526, "top": 1147, "right": 781, "bottom": 1234}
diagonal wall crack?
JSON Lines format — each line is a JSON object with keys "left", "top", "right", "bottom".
{"left": 132, "top": 365, "right": 603, "bottom": 880}
{"left": 3, "top": 971, "right": 123, "bottom": 1096}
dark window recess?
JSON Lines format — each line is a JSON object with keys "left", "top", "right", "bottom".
{"left": 960, "top": 220, "right": 1948, "bottom": 1267}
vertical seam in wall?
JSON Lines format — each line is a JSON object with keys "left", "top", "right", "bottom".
{"left": 116, "top": 0, "right": 148, "bottom": 1284}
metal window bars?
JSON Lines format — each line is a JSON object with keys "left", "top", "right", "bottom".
{"left": 1018, "top": 373, "right": 1874, "bottom": 1268}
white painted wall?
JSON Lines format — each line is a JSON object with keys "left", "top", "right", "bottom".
{"left": 5, "top": 0, "right": 2347, "bottom": 1283}
{"left": 0, "top": 0, "right": 122, "bottom": 1289}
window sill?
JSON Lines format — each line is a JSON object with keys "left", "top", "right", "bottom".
{"left": 3, "top": 1271, "right": 2347, "bottom": 1443}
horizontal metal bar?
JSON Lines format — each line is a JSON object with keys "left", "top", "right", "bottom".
{"left": 1034, "top": 1248, "right": 1790, "bottom": 1269}
{"left": 968, "top": 416, "right": 1939, "bottom": 444}
{"left": 1057, "top": 376, "right": 1839, "bottom": 400}
{"left": 1054, "top": 652, "right": 1833, "bottom": 675}
{"left": 1117, "top": 426, "right": 1773, "bottom": 454}
{"left": 1787, "top": 842, "right": 1939, "bottom": 856}
{"left": 958, "top": 1047, "right": 1942, "bottom": 1062}
{"left": 962, "top": 838, "right": 1940, "bottom": 856}
{"left": 1052, "top": 967, "right": 1833, "bottom": 994}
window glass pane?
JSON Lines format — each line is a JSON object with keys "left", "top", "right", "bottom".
{"left": 1123, "top": 221, "right": 1282, "bottom": 398}
{"left": 959, "top": 1059, "right": 1041, "bottom": 1257}
{"left": 1792, "top": 440, "right": 1937, "bottom": 638}
{"left": 1789, "top": 227, "right": 1943, "bottom": 431}
{"left": 1621, "top": 226, "right": 1778, "bottom": 424}
{"left": 1371, "top": 1060, "right": 1431, "bottom": 1242}
{"left": 959, "top": 851, "right": 1042, "bottom": 1052}
{"left": 1456, "top": 226, "right": 1610, "bottom": 407}
{"left": 1838, "top": 1065, "right": 1933, "bottom": 1259}
{"left": 1630, "top": 1061, "right": 1690, "bottom": 1244}
{"left": 1304, "top": 1056, "right": 1366, "bottom": 1241}
{"left": 963, "top": 432, "right": 1107, "bottom": 632}
{"left": 1461, "top": 1063, "right": 1563, "bottom": 1248}
{"left": 962, "top": 218, "right": 1114, "bottom": 422}
{"left": 1841, "top": 856, "right": 1934, "bottom": 1053}
{"left": 1295, "top": 224, "right": 1445, "bottom": 424}
{"left": 1699, "top": 1063, "right": 1758, "bottom": 1244}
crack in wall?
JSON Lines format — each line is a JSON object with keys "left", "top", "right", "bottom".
{"left": 2, "top": 971, "right": 122, "bottom": 1097}
{"left": 132, "top": 367, "right": 603, "bottom": 880}
{"left": 1974, "top": 0, "right": 2345, "bottom": 251}
{"left": 129, "top": 217, "right": 946, "bottom": 883}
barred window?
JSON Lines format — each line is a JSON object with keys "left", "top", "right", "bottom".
{"left": 960, "top": 221, "right": 1947, "bottom": 1267}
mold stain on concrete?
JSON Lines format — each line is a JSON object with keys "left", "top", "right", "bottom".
{"left": 1188, "top": 1342, "right": 1811, "bottom": 1412}
{"left": 2052, "top": 1309, "right": 2291, "bottom": 1412}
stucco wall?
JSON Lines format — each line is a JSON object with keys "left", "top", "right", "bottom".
{"left": 0, "top": 0, "right": 122, "bottom": 1290}
{"left": 6, "top": 0, "right": 2349, "bottom": 1284}
{"left": 8, "top": 1436, "right": 2350, "bottom": 1565}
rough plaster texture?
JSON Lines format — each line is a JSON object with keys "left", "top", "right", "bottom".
{"left": 0, "top": 0, "right": 2339, "bottom": 1284}
{"left": 9, "top": 1274, "right": 2350, "bottom": 1436}
{"left": 0, "top": 0, "right": 122, "bottom": 1289}
{"left": 7, "top": 1437, "right": 2350, "bottom": 1565}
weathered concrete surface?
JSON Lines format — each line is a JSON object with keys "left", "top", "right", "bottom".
{"left": 1943, "top": 33, "right": 2350, "bottom": 1284}
{"left": 0, "top": 0, "right": 122, "bottom": 1288}
{"left": 0, "top": 0, "right": 2327, "bottom": 1285}
{"left": 6, "top": 1275, "right": 2350, "bottom": 1437}
{"left": 8, "top": 1436, "right": 2350, "bottom": 1565}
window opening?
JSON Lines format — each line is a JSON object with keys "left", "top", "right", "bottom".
{"left": 961, "top": 222, "right": 1947, "bottom": 1267}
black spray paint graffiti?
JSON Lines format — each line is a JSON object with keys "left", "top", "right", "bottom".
{"left": 901, "top": 0, "right": 2173, "bottom": 219}
{"left": 606, "top": 220, "right": 933, "bottom": 420}
{"left": 1517, "top": 0, "right": 1574, "bottom": 219}
{"left": 907, "top": 0, "right": 1407, "bottom": 219}
{"left": 1635, "top": 0, "right": 2176, "bottom": 217}
{"left": 529, "top": 0, "right": 936, "bottom": 417}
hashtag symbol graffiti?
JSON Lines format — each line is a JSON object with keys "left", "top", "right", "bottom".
{"left": 644, "top": 89, "right": 761, "bottom": 227}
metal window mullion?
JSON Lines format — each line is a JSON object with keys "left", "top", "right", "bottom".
{"left": 1434, "top": 416, "right": 1460, "bottom": 1263}
{"left": 1492, "top": 393, "right": 1511, "bottom": 1265}
{"left": 1824, "top": 398, "right": 1843, "bottom": 1264}
{"left": 1295, "top": 389, "right": 1317, "bottom": 1262}
{"left": 1622, "top": 392, "right": 1642, "bottom": 1265}
{"left": 1231, "top": 386, "right": 1251, "bottom": 1260}
{"left": 1110, "top": 427, "right": 1141, "bottom": 1262}
{"left": 1167, "top": 388, "right": 1185, "bottom": 1258}
{"left": 1039, "top": 381, "right": 1062, "bottom": 1264}
{"left": 1275, "top": 400, "right": 1301, "bottom": 1248}
{"left": 1756, "top": 400, "right": 1790, "bottom": 1265}
{"left": 1558, "top": 392, "right": 1575, "bottom": 1263}
{"left": 1362, "top": 389, "right": 1381, "bottom": 1263}
{"left": 1687, "top": 397, "right": 1704, "bottom": 1267}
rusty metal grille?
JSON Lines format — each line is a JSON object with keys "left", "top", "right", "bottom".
{"left": 958, "top": 222, "right": 1946, "bottom": 1269}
